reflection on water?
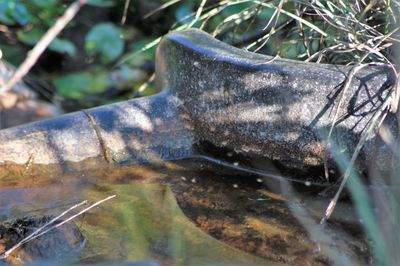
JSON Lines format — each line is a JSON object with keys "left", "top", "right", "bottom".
{"left": 0, "top": 158, "right": 370, "bottom": 265}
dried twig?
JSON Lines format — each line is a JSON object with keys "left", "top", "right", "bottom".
{"left": 321, "top": 94, "right": 393, "bottom": 223}
{"left": 0, "top": 0, "right": 86, "bottom": 94}
{"left": 137, "top": 73, "right": 155, "bottom": 93}
{"left": 143, "top": 0, "right": 181, "bottom": 19}
{"left": 0, "top": 200, "right": 88, "bottom": 259}
{"left": 0, "top": 194, "right": 116, "bottom": 259}
{"left": 121, "top": 0, "right": 131, "bottom": 25}
{"left": 188, "top": 0, "right": 208, "bottom": 28}
{"left": 253, "top": 0, "right": 284, "bottom": 53}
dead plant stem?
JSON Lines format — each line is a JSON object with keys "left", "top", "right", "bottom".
{"left": 0, "top": 0, "right": 86, "bottom": 94}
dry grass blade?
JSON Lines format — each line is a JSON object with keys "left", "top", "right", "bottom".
{"left": 143, "top": 0, "right": 181, "bottom": 19}
{"left": 115, "top": 37, "right": 161, "bottom": 68}
{"left": 121, "top": 0, "right": 131, "bottom": 25}
{"left": 252, "top": 0, "right": 328, "bottom": 37}
{"left": 246, "top": 19, "right": 292, "bottom": 51}
{"left": 117, "top": 0, "right": 251, "bottom": 67}
{"left": 321, "top": 31, "right": 397, "bottom": 222}
{"left": 0, "top": 200, "right": 88, "bottom": 259}
{"left": 392, "top": 73, "right": 400, "bottom": 112}
{"left": 295, "top": 4, "right": 311, "bottom": 58}
{"left": 305, "top": 44, "right": 343, "bottom": 62}
{"left": 0, "top": 195, "right": 116, "bottom": 259}
{"left": 137, "top": 73, "right": 155, "bottom": 93}
{"left": 321, "top": 93, "right": 393, "bottom": 223}
{"left": 188, "top": 0, "right": 208, "bottom": 28}
{"left": 0, "top": 0, "right": 86, "bottom": 95}
{"left": 253, "top": 0, "right": 284, "bottom": 53}
{"left": 28, "top": 195, "right": 116, "bottom": 241}
{"left": 212, "top": 4, "right": 260, "bottom": 37}
{"left": 323, "top": 30, "right": 397, "bottom": 182}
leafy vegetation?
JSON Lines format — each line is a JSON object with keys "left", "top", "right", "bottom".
{"left": 85, "top": 22, "right": 124, "bottom": 63}
{"left": 1, "top": 0, "right": 397, "bottom": 107}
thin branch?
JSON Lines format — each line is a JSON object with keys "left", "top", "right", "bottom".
{"left": 121, "top": 0, "right": 131, "bottom": 25}
{"left": 188, "top": 0, "right": 208, "bottom": 28}
{"left": 321, "top": 94, "right": 393, "bottom": 223}
{"left": 0, "top": 195, "right": 116, "bottom": 259}
{"left": 0, "top": 0, "right": 86, "bottom": 94}
{"left": 143, "top": 0, "right": 181, "bottom": 19}
{"left": 0, "top": 200, "right": 88, "bottom": 259}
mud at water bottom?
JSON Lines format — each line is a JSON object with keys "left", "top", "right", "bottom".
{"left": 0, "top": 158, "right": 370, "bottom": 265}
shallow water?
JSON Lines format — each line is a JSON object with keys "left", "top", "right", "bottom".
{"left": 0, "top": 158, "right": 370, "bottom": 265}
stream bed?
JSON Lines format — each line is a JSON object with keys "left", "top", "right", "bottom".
{"left": 0, "top": 158, "right": 370, "bottom": 265}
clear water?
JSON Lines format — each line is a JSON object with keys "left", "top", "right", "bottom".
{"left": 0, "top": 158, "right": 370, "bottom": 265}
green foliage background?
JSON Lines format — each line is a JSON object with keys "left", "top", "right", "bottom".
{"left": 0, "top": 0, "right": 398, "bottom": 109}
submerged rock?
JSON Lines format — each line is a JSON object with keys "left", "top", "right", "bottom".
{"left": 0, "top": 216, "right": 85, "bottom": 264}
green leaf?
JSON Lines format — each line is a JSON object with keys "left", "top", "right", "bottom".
{"left": 85, "top": 23, "right": 124, "bottom": 63}
{"left": 17, "top": 28, "right": 44, "bottom": 45}
{"left": 17, "top": 28, "right": 76, "bottom": 56}
{"left": 90, "top": 71, "right": 111, "bottom": 93}
{"left": 87, "top": 0, "right": 115, "bottom": 7}
{"left": 49, "top": 38, "right": 76, "bottom": 57}
{"left": 9, "top": 1, "right": 32, "bottom": 25}
{"left": 53, "top": 73, "right": 92, "bottom": 100}
{"left": 0, "top": 12, "right": 14, "bottom": 25}
{"left": 0, "top": 44, "right": 25, "bottom": 65}
{"left": 0, "top": 1, "right": 32, "bottom": 25}
{"left": 31, "top": 0, "right": 59, "bottom": 8}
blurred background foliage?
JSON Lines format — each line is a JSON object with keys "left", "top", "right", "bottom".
{"left": 0, "top": 0, "right": 398, "bottom": 111}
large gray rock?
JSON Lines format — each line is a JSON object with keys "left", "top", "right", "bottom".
{"left": 156, "top": 29, "right": 396, "bottom": 171}
{"left": 0, "top": 91, "right": 193, "bottom": 168}
{"left": 0, "top": 29, "right": 396, "bottom": 176}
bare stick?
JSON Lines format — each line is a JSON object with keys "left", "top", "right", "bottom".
{"left": 0, "top": 194, "right": 115, "bottom": 259}
{"left": 0, "top": 0, "right": 86, "bottom": 94}
{"left": 137, "top": 73, "right": 155, "bottom": 93}
{"left": 28, "top": 195, "right": 116, "bottom": 241}
{"left": 321, "top": 95, "right": 392, "bottom": 223}
{"left": 0, "top": 200, "right": 88, "bottom": 259}
{"left": 188, "top": 0, "right": 208, "bottom": 28}
{"left": 143, "top": 0, "right": 181, "bottom": 19}
{"left": 121, "top": 0, "right": 131, "bottom": 25}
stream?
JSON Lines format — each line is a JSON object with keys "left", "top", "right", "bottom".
{"left": 0, "top": 157, "right": 370, "bottom": 265}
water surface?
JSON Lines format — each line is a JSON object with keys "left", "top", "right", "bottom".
{"left": 0, "top": 158, "right": 370, "bottom": 265}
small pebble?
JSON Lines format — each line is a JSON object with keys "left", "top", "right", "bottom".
{"left": 191, "top": 178, "right": 197, "bottom": 183}
{"left": 305, "top": 181, "right": 311, "bottom": 186}
{"left": 256, "top": 178, "right": 263, "bottom": 183}
{"left": 233, "top": 162, "right": 239, "bottom": 166}
{"left": 181, "top": 176, "right": 187, "bottom": 181}
{"left": 233, "top": 184, "right": 239, "bottom": 188}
